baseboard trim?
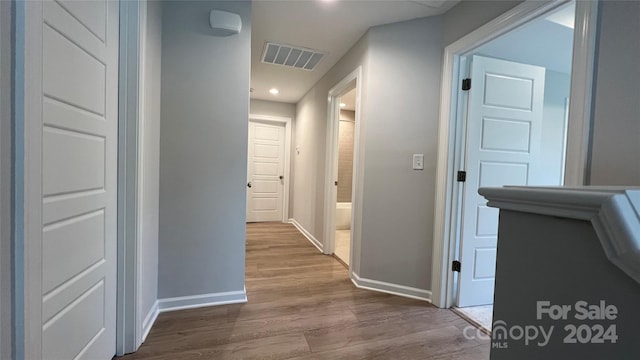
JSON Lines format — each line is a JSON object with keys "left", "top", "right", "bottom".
{"left": 289, "top": 218, "right": 323, "bottom": 252}
{"left": 158, "top": 288, "right": 247, "bottom": 313}
{"left": 351, "top": 272, "right": 432, "bottom": 302}
{"left": 141, "top": 300, "right": 159, "bottom": 343}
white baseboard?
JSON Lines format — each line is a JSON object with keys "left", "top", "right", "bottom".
{"left": 141, "top": 300, "right": 159, "bottom": 344}
{"left": 158, "top": 288, "right": 247, "bottom": 313}
{"left": 288, "top": 218, "right": 323, "bottom": 252}
{"left": 351, "top": 272, "right": 432, "bottom": 302}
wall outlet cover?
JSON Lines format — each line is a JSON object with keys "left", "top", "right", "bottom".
{"left": 413, "top": 154, "right": 424, "bottom": 170}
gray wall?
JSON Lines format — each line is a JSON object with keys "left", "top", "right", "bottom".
{"left": 140, "top": 0, "right": 162, "bottom": 320}
{"left": 158, "top": 1, "right": 251, "bottom": 298}
{"left": 0, "top": 1, "right": 11, "bottom": 358}
{"left": 492, "top": 211, "right": 640, "bottom": 359}
{"left": 249, "top": 99, "right": 296, "bottom": 121}
{"left": 292, "top": 32, "right": 369, "bottom": 265}
{"left": 589, "top": 0, "right": 640, "bottom": 185}
{"left": 292, "top": 16, "right": 443, "bottom": 291}
{"left": 443, "top": 0, "right": 523, "bottom": 45}
{"left": 359, "top": 16, "right": 443, "bottom": 290}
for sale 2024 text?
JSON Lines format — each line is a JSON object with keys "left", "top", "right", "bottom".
{"left": 537, "top": 300, "right": 618, "bottom": 345}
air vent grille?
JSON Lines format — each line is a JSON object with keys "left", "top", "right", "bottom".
{"left": 261, "top": 42, "right": 325, "bottom": 71}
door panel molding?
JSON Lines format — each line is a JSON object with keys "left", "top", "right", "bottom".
{"left": 457, "top": 56, "right": 546, "bottom": 307}
{"left": 20, "top": 0, "right": 119, "bottom": 358}
{"left": 431, "top": 0, "right": 599, "bottom": 308}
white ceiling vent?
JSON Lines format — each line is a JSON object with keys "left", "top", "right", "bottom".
{"left": 261, "top": 42, "right": 325, "bottom": 71}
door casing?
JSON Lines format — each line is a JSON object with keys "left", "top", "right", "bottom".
{"left": 117, "top": 0, "right": 152, "bottom": 355}
{"left": 431, "top": 0, "right": 599, "bottom": 308}
{"left": 0, "top": 1, "right": 12, "bottom": 358}
{"left": 323, "top": 66, "right": 362, "bottom": 278}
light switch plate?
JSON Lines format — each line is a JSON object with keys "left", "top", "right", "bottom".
{"left": 413, "top": 154, "right": 424, "bottom": 170}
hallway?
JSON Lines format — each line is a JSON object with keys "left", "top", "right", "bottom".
{"left": 119, "top": 222, "right": 489, "bottom": 359}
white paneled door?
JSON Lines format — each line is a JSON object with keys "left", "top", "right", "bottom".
{"left": 457, "top": 56, "right": 545, "bottom": 307}
{"left": 26, "top": 0, "right": 118, "bottom": 358}
{"left": 246, "top": 121, "right": 285, "bottom": 222}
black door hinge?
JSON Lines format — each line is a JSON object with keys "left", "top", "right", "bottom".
{"left": 452, "top": 260, "right": 461, "bottom": 272}
{"left": 457, "top": 171, "right": 466, "bottom": 182}
{"left": 461, "top": 78, "right": 471, "bottom": 91}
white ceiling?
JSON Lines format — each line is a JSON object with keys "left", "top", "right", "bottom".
{"left": 250, "top": 0, "right": 460, "bottom": 104}
{"left": 546, "top": 2, "right": 576, "bottom": 29}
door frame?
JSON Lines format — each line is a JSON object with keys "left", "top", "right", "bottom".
{"left": 117, "top": 0, "right": 148, "bottom": 355}
{"left": 19, "top": 1, "right": 45, "bottom": 357}
{"left": 323, "top": 66, "right": 363, "bottom": 275}
{"left": 248, "top": 114, "right": 292, "bottom": 222}
{"left": 0, "top": 1, "right": 12, "bottom": 357}
{"left": 431, "top": 0, "right": 599, "bottom": 308}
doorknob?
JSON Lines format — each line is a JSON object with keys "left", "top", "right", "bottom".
{"left": 279, "top": 175, "right": 284, "bottom": 180}
{"left": 247, "top": 182, "right": 252, "bottom": 188}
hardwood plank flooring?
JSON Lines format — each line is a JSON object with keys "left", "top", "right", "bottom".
{"left": 117, "top": 222, "right": 489, "bottom": 359}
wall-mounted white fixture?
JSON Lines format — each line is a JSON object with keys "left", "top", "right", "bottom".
{"left": 209, "top": 10, "right": 242, "bottom": 36}
{"left": 269, "top": 88, "right": 279, "bottom": 95}
{"left": 413, "top": 154, "right": 424, "bottom": 170}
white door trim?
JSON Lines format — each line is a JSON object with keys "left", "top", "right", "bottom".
{"left": 0, "top": 1, "right": 12, "bottom": 357}
{"left": 323, "top": 67, "right": 363, "bottom": 277}
{"left": 21, "top": 2, "right": 45, "bottom": 357}
{"left": 564, "top": 0, "right": 599, "bottom": 186}
{"left": 248, "top": 114, "right": 292, "bottom": 222}
{"left": 431, "top": 0, "right": 599, "bottom": 308}
{"left": 117, "top": 0, "right": 147, "bottom": 354}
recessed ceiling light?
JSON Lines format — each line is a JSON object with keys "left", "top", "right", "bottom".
{"left": 340, "top": 103, "right": 346, "bottom": 108}
{"left": 269, "top": 88, "right": 279, "bottom": 95}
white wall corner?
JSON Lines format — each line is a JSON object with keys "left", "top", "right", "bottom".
{"left": 158, "top": 289, "right": 247, "bottom": 313}
{"left": 141, "top": 300, "right": 159, "bottom": 344}
{"left": 289, "top": 218, "right": 324, "bottom": 252}
{"left": 350, "top": 272, "right": 432, "bottom": 303}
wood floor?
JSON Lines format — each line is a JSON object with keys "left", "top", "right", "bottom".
{"left": 117, "top": 222, "right": 489, "bottom": 360}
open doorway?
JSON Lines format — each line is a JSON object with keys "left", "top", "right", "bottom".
{"left": 333, "top": 87, "right": 357, "bottom": 266}
{"left": 432, "top": 0, "right": 598, "bottom": 314}
{"left": 323, "top": 67, "right": 362, "bottom": 273}
{"left": 449, "top": 2, "right": 578, "bottom": 332}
